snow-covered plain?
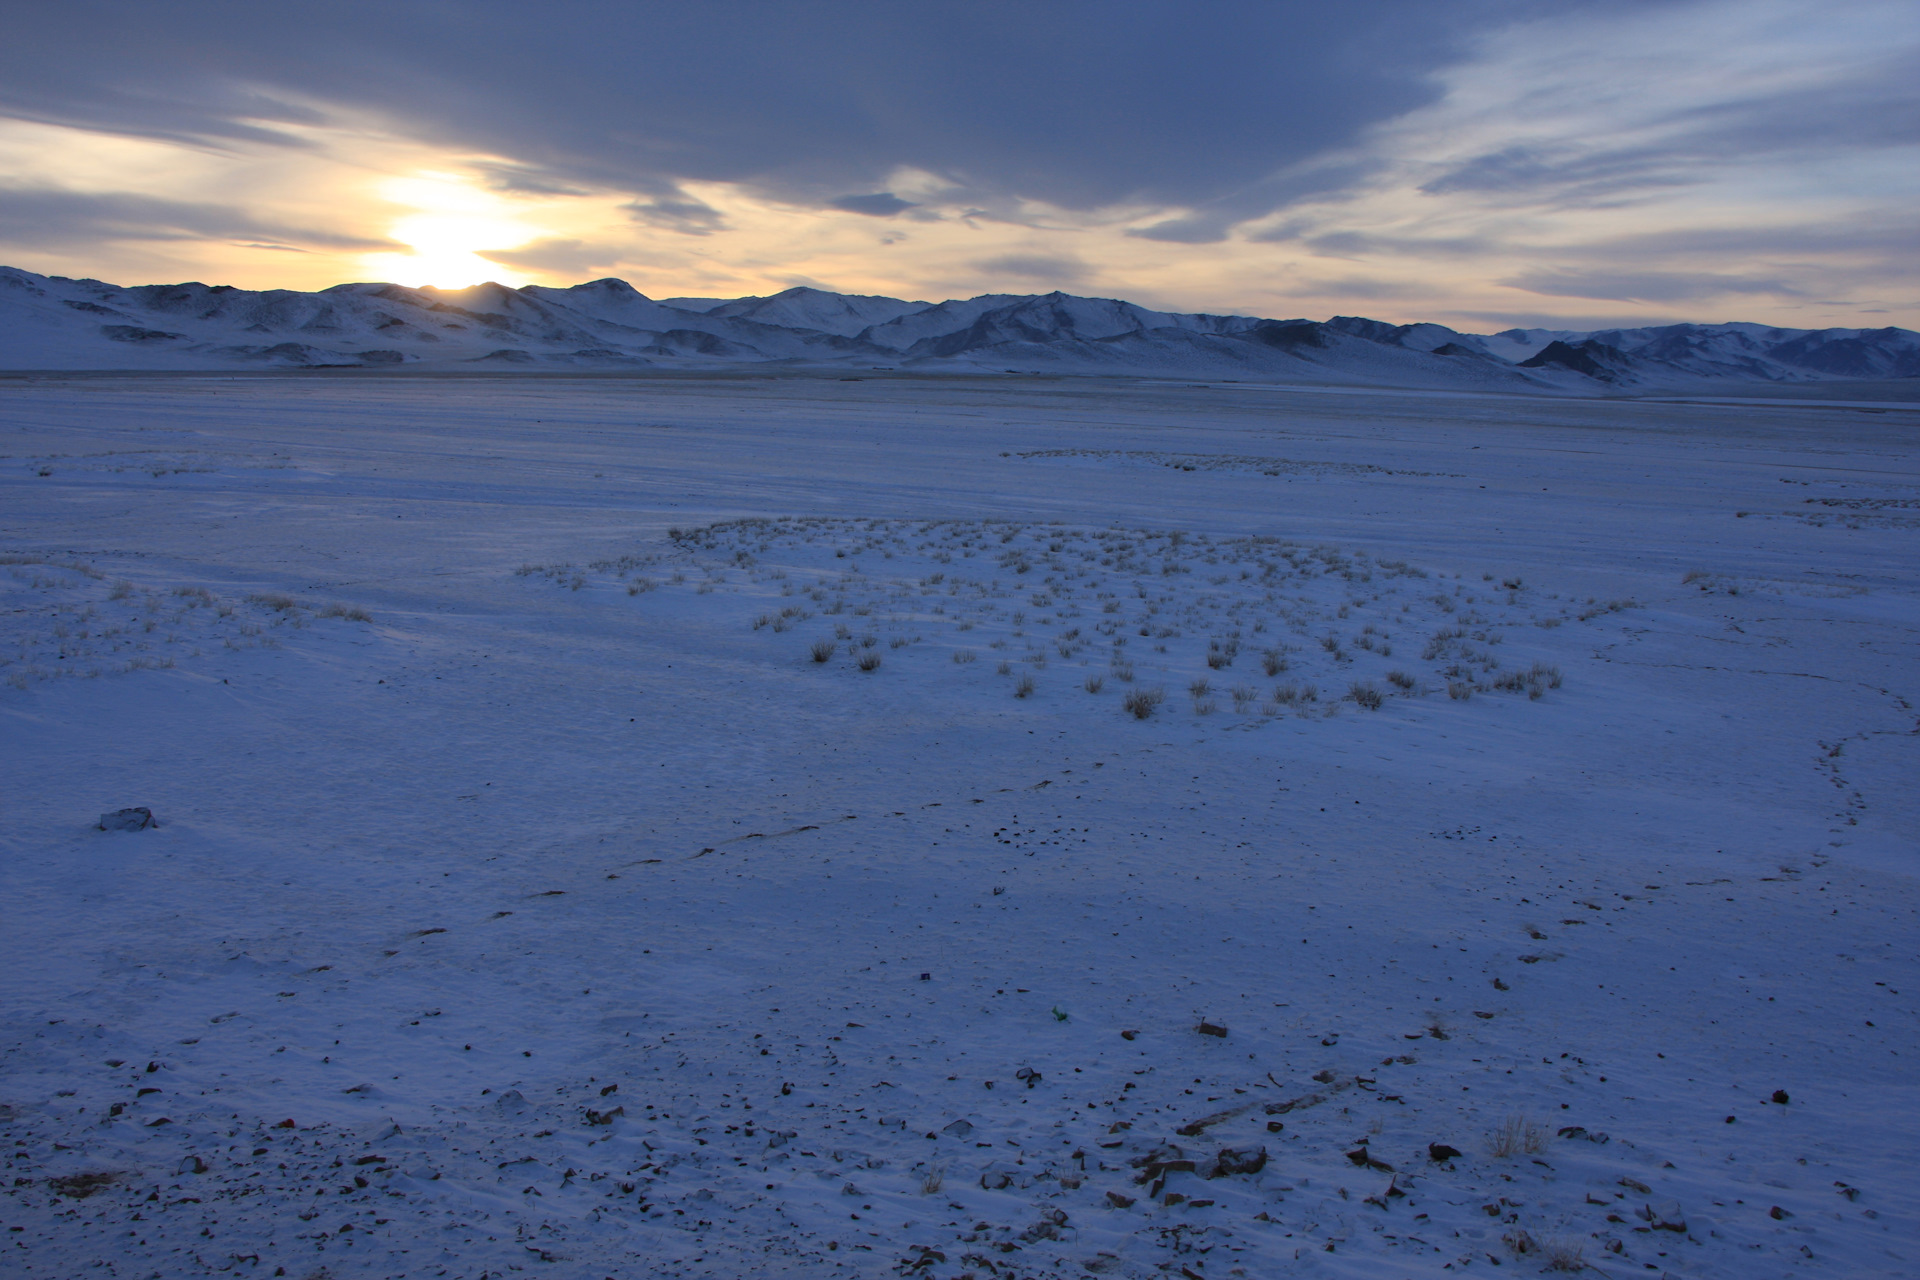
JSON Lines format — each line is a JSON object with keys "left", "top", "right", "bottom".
{"left": 1, "top": 372, "right": 1915, "bottom": 1279}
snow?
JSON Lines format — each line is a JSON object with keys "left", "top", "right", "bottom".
{"left": 1, "top": 372, "right": 1916, "bottom": 1279}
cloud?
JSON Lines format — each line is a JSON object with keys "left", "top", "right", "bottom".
{"left": 0, "top": 2, "right": 1489, "bottom": 215}
{"left": 974, "top": 254, "right": 1090, "bottom": 284}
{"left": 1417, "top": 145, "right": 1693, "bottom": 204}
{"left": 477, "top": 238, "right": 624, "bottom": 275}
{"left": 829, "top": 193, "right": 916, "bottom": 217}
{"left": 1502, "top": 270, "right": 1804, "bottom": 303}
{"left": 0, "top": 185, "right": 391, "bottom": 251}
{"left": 622, "top": 193, "right": 725, "bottom": 235}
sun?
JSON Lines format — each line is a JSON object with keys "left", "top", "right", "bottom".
{"left": 360, "top": 171, "right": 537, "bottom": 288}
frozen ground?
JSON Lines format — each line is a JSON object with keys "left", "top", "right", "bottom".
{"left": 0, "top": 372, "right": 1915, "bottom": 1280}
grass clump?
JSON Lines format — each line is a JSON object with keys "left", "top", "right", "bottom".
{"left": 809, "top": 639, "right": 836, "bottom": 663}
{"left": 1122, "top": 686, "right": 1166, "bottom": 720}
{"left": 1013, "top": 673, "right": 1037, "bottom": 698}
{"left": 856, "top": 651, "right": 882, "bottom": 672}
{"left": 1487, "top": 1114, "right": 1550, "bottom": 1158}
{"left": 1348, "top": 681, "right": 1383, "bottom": 711}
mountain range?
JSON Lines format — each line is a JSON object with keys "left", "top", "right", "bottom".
{"left": 3, "top": 265, "right": 1915, "bottom": 392}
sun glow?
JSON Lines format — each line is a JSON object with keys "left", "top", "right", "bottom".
{"left": 360, "top": 172, "right": 538, "bottom": 287}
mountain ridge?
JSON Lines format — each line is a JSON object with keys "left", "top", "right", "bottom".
{"left": 3, "top": 265, "right": 1914, "bottom": 392}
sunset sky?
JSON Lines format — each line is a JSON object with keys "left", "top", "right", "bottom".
{"left": 2, "top": 0, "right": 1915, "bottom": 328}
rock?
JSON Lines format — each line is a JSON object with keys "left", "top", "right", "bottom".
{"left": 978, "top": 1161, "right": 1026, "bottom": 1190}
{"left": 1428, "top": 1143, "right": 1463, "bottom": 1162}
{"left": 766, "top": 1129, "right": 797, "bottom": 1149}
{"left": 1204, "top": 1145, "right": 1268, "bottom": 1178}
{"left": 1650, "top": 1199, "right": 1686, "bottom": 1231}
{"left": 1014, "top": 1066, "right": 1043, "bottom": 1089}
{"left": 493, "top": 1089, "right": 530, "bottom": 1115}
{"left": 98, "top": 807, "right": 155, "bottom": 831}
{"left": 1770, "top": 1205, "right": 1792, "bottom": 1220}
{"left": 1771, "top": 1089, "right": 1790, "bottom": 1105}
{"left": 942, "top": 1119, "right": 974, "bottom": 1139}
{"left": 1105, "top": 1190, "right": 1135, "bottom": 1208}
{"left": 177, "top": 1155, "right": 208, "bottom": 1175}
{"left": 1196, "top": 1021, "right": 1229, "bottom": 1038}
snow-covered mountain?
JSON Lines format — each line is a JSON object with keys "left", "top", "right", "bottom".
{"left": 1507, "top": 322, "right": 1920, "bottom": 384}
{"left": 700, "top": 285, "right": 932, "bottom": 336}
{"left": 2, "top": 265, "right": 1913, "bottom": 391}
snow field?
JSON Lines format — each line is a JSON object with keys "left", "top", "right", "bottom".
{"left": 0, "top": 374, "right": 1915, "bottom": 1280}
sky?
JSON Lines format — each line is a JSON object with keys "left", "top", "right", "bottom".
{"left": 1, "top": 0, "right": 1915, "bottom": 329}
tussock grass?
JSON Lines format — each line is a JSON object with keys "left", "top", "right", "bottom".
{"left": 248, "top": 592, "right": 298, "bottom": 612}
{"left": 319, "top": 603, "right": 372, "bottom": 623}
{"left": 1348, "top": 681, "right": 1383, "bottom": 711}
{"left": 952, "top": 649, "right": 976, "bottom": 664}
{"left": 1013, "top": 673, "right": 1037, "bottom": 698}
{"left": 1487, "top": 1114, "right": 1550, "bottom": 1158}
{"left": 809, "top": 639, "right": 836, "bottom": 663}
{"left": 1083, "top": 674, "right": 1104, "bottom": 694}
{"left": 856, "top": 650, "right": 882, "bottom": 672}
{"left": 1272, "top": 681, "right": 1317, "bottom": 706}
{"left": 1122, "top": 686, "right": 1166, "bottom": 719}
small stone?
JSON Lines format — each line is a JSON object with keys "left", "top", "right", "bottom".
{"left": 97, "top": 807, "right": 154, "bottom": 832}
{"left": 1196, "top": 1022, "right": 1228, "bottom": 1038}
{"left": 1429, "top": 1143, "right": 1463, "bottom": 1162}
{"left": 1206, "top": 1145, "right": 1268, "bottom": 1178}
{"left": 1105, "top": 1190, "right": 1135, "bottom": 1208}
{"left": 1771, "top": 1090, "right": 1790, "bottom": 1105}
{"left": 1770, "top": 1205, "right": 1791, "bottom": 1220}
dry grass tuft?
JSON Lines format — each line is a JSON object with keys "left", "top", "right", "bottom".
{"left": 248, "top": 592, "right": 298, "bottom": 612}
{"left": 856, "top": 651, "right": 882, "bottom": 672}
{"left": 319, "top": 603, "right": 372, "bottom": 622}
{"left": 1541, "top": 1237, "right": 1587, "bottom": 1272}
{"left": 1122, "top": 687, "right": 1166, "bottom": 720}
{"left": 1084, "top": 674, "right": 1104, "bottom": 694}
{"left": 1013, "top": 672, "right": 1037, "bottom": 698}
{"left": 1348, "top": 681, "right": 1383, "bottom": 710}
{"left": 1487, "top": 1114, "right": 1550, "bottom": 1158}
{"left": 809, "top": 639, "right": 836, "bottom": 663}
